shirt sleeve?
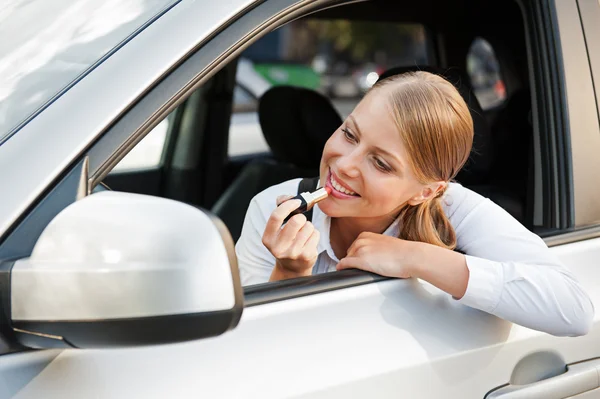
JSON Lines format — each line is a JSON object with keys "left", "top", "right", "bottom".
{"left": 235, "top": 179, "right": 301, "bottom": 285}
{"left": 236, "top": 196, "right": 277, "bottom": 286}
{"left": 446, "top": 184, "right": 595, "bottom": 336}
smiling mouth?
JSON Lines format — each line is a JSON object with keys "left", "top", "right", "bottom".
{"left": 329, "top": 171, "right": 360, "bottom": 197}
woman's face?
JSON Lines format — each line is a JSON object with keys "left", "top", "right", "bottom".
{"left": 318, "top": 90, "right": 438, "bottom": 221}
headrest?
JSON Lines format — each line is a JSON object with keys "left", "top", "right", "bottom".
{"left": 377, "top": 66, "right": 493, "bottom": 185}
{"left": 258, "top": 86, "right": 342, "bottom": 169}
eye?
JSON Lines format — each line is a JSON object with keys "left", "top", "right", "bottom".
{"left": 342, "top": 127, "right": 356, "bottom": 142}
{"left": 373, "top": 157, "right": 391, "bottom": 172}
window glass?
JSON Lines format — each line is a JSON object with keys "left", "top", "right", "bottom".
{"left": 0, "top": 0, "right": 178, "bottom": 142}
{"left": 466, "top": 38, "right": 507, "bottom": 110}
{"left": 111, "top": 115, "right": 170, "bottom": 172}
{"left": 233, "top": 85, "right": 258, "bottom": 113}
{"left": 228, "top": 20, "right": 430, "bottom": 157}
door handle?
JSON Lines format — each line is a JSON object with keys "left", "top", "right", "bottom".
{"left": 486, "top": 358, "right": 600, "bottom": 398}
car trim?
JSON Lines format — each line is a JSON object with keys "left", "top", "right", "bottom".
{"left": 548, "top": 1, "right": 575, "bottom": 230}
{"left": 528, "top": 0, "right": 573, "bottom": 229}
{"left": 544, "top": 224, "right": 600, "bottom": 247}
{"left": 244, "top": 269, "right": 387, "bottom": 307}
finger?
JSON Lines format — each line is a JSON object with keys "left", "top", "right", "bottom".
{"left": 299, "top": 229, "right": 321, "bottom": 261}
{"left": 346, "top": 238, "right": 366, "bottom": 257}
{"left": 263, "top": 199, "right": 302, "bottom": 245}
{"left": 276, "top": 195, "right": 295, "bottom": 206}
{"left": 358, "top": 231, "right": 377, "bottom": 239}
{"left": 337, "top": 256, "right": 369, "bottom": 271}
{"left": 289, "top": 221, "right": 315, "bottom": 255}
{"left": 276, "top": 213, "right": 307, "bottom": 250}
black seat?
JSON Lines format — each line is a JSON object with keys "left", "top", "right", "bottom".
{"left": 378, "top": 66, "right": 524, "bottom": 222}
{"left": 212, "top": 86, "right": 342, "bottom": 241}
{"left": 490, "top": 89, "right": 532, "bottom": 199}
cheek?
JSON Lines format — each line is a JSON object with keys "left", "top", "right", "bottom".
{"left": 320, "top": 132, "right": 344, "bottom": 167}
{"left": 362, "top": 175, "right": 413, "bottom": 210}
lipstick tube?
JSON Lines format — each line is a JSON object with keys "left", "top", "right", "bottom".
{"left": 282, "top": 187, "right": 330, "bottom": 223}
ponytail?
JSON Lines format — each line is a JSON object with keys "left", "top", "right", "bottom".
{"left": 396, "top": 193, "right": 456, "bottom": 250}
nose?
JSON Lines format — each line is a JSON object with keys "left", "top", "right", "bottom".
{"left": 336, "top": 149, "right": 361, "bottom": 179}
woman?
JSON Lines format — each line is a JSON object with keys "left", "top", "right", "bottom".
{"left": 236, "top": 71, "right": 594, "bottom": 336}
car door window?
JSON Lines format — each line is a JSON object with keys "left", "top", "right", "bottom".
{"left": 233, "top": 84, "right": 258, "bottom": 113}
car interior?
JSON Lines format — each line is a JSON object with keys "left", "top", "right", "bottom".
{"left": 102, "top": 0, "right": 535, "bottom": 245}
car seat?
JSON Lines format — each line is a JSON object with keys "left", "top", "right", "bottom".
{"left": 212, "top": 86, "right": 342, "bottom": 241}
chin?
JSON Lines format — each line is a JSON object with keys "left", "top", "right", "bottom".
{"left": 317, "top": 198, "right": 351, "bottom": 218}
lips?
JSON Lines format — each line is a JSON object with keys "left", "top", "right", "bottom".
{"left": 327, "top": 170, "right": 360, "bottom": 198}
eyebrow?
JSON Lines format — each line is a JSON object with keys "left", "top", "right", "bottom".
{"left": 347, "top": 115, "right": 405, "bottom": 170}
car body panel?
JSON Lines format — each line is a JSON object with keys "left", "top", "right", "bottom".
{"left": 555, "top": 0, "right": 600, "bottom": 226}
{"left": 8, "top": 239, "right": 600, "bottom": 398}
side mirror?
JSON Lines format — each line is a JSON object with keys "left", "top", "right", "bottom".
{"left": 7, "top": 192, "right": 243, "bottom": 349}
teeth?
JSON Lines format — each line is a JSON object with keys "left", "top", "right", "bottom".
{"left": 331, "top": 175, "right": 356, "bottom": 196}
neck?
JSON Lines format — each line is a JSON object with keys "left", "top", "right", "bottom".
{"left": 330, "top": 214, "right": 398, "bottom": 259}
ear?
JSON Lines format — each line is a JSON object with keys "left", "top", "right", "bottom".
{"left": 407, "top": 182, "right": 447, "bottom": 206}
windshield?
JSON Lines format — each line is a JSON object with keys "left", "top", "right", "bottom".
{"left": 0, "top": 0, "right": 178, "bottom": 142}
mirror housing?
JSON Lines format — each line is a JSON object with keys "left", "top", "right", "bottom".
{"left": 8, "top": 192, "right": 243, "bottom": 348}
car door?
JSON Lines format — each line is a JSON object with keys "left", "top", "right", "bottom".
{"left": 0, "top": 0, "right": 599, "bottom": 398}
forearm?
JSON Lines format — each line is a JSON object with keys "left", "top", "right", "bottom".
{"left": 408, "top": 242, "right": 470, "bottom": 299}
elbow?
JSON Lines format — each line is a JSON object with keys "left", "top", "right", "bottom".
{"left": 559, "top": 314, "right": 593, "bottom": 337}
{"left": 554, "top": 293, "right": 595, "bottom": 337}
{"left": 566, "top": 298, "right": 594, "bottom": 337}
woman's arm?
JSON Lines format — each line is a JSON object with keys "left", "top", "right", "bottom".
{"left": 338, "top": 186, "right": 594, "bottom": 336}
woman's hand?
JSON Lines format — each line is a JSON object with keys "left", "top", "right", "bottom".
{"left": 337, "top": 232, "right": 469, "bottom": 298}
{"left": 336, "top": 232, "right": 417, "bottom": 278}
{"left": 262, "top": 196, "right": 320, "bottom": 281}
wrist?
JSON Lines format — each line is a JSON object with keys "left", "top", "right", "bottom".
{"left": 269, "top": 262, "right": 313, "bottom": 282}
{"left": 405, "top": 242, "right": 470, "bottom": 299}
{"left": 402, "top": 240, "right": 427, "bottom": 279}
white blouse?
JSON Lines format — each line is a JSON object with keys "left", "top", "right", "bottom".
{"left": 236, "top": 178, "right": 594, "bottom": 336}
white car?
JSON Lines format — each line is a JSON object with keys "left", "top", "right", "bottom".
{"left": 0, "top": 0, "right": 599, "bottom": 398}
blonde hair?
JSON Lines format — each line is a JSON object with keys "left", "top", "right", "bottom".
{"left": 370, "top": 71, "right": 474, "bottom": 250}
